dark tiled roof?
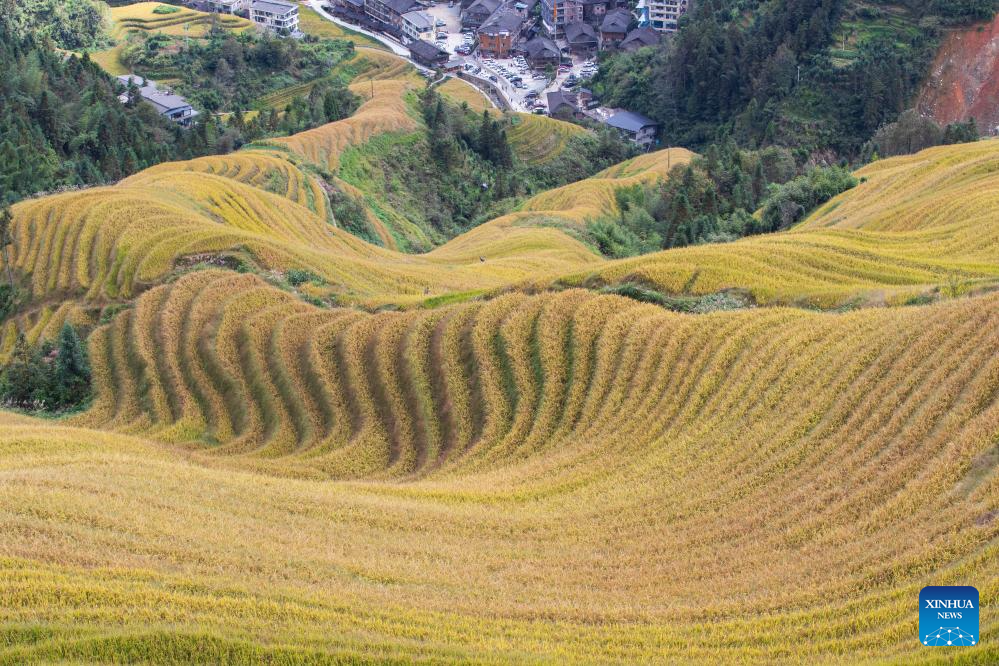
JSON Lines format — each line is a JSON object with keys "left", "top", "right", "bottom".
{"left": 409, "top": 39, "right": 448, "bottom": 60}
{"left": 546, "top": 90, "right": 578, "bottom": 113}
{"left": 523, "top": 36, "right": 558, "bottom": 58}
{"left": 620, "top": 26, "right": 659, "bottom": 49}
{"left": 565, "top": 21, "right": 597, "bottom": 44}
{"left": 605, "top": 110, "right": 657, "bottom": 132}
{"left": 117, "top": 75, "right": 194, "bottom": 114}
{"left": 479, "top": 11, "right": 523, "bottom": 35}
{"left": 382, "top": 0, "right": 419, "bottom": 13}
{"left": 466, "top": 0, "right": 502, "bottom": 14}
{"left": 600, "top": 8, "right": 630, "bottom": 33}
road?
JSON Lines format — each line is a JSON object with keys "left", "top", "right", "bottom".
{"left": 306, "top": 0, "right": 410, "bottom": 57}
{"left": 304, "top": 0, "right": 596, "bottom": 114}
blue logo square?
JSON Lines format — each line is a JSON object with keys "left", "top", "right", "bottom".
{"left": 920, "top": 586, "right": 979, "bottom": 647}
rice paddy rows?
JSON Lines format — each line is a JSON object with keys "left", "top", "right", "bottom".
{"left": 267, "top": 77, "right": 419, "bottom": 172}
{"left": 0, "top": 278, "right": 992, "bottom": 661}
{"left": 506, "top": 113, "right": 588, "bottom": 164}
{"left": 110, "top": 2, "right": 252, "bottom": 37}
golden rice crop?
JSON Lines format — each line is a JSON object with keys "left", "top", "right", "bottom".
{"left": 0, "top": 282, "right": 996, "bottom": 662}
{"left": 438, "top": 77, "right": 495, "bottom": 114}
{"left": 507, "top": 112, "right": 587, "bottom": 164}
{"left": 296, "top": 5, "right": 386, "bottom": 50}
{"left": 268, "top": 78, "right": 418, "bottom": 171}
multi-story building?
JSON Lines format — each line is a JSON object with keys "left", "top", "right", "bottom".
{"left": 637, "top": 0, "right": 688, "bottom": 33}
{"left": 365, "top": 0, "right": 420, "bottom": 29}
{"left": 540, "top": 0, "right": 582, "bottom": 38}
{"left": 401, "top": 10, "right": 436, "bottom": 43}
{"left": 207, "top": 0, "right": 248, "bottom": 13}
{"left": 477, "top": 11, "right": 524, "bottom": 58}
{"left": 604, "top": 110, "right": 658, "bottom": 148}
{"left": 117, "top": 76, "right": 198, "bottom": 127}
{"left": 249, "top": 0, "right": 300, "bottom": 33}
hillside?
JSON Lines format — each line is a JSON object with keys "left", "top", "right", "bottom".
{"left": 0, "top": 44, "right": 997, "bottom": 664}
{"left": 918, "top": 12, "right": 999, "bottom": 132}
{"left": 1, "top": 288, "right": 997, "bottom": 662}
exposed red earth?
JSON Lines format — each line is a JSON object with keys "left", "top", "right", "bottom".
{"left": 919, "top": 13, "right": 999, "bottom": 133}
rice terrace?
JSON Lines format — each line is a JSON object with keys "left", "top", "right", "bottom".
{"left": 0, "top": 0, "right": 997, "bottom": 663}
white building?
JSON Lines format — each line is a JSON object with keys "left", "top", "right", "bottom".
{"left": 249, "top": 0, "right": 300, "bottom": 33}
{"left": 117, "top": 76, "right": 198, "bottom": 127}
{"left": 401, "top": 10, "right": 435, "bottom": 43}
{"left": 638, "top": 0, "right": 688, "bottom": 33}
{"left": 206, "top": 0, "right": 248, "bottom": 13}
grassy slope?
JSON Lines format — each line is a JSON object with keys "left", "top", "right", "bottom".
{"left": 296, "top": 2, "right": 386, "bottom": 50}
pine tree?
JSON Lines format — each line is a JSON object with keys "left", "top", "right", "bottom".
{"left": 51, "top": 323, "right": 90, "bottom": 408}
{"left": 0, "top": 206, "right": 13, "bottom": 288}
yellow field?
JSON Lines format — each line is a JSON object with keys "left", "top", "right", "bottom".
{"left": 89, "top": 2, "right": 252, "bottom": 75}
{"left": 507, "top": 112, "right": 588, "bottom": 164}
{"left": 296, "top": 3, "right": 385, "bottom": 50}
{"left": 2, "top": 46, "right": 999, "bottom": 662}
{"left": 438, "top": 77, "right": 495, "bottom": 113}
{"left": 1, "top": 286, "right": 997, "bottom": 661}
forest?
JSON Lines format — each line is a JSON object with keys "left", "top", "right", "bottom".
{"left": 593, "top": 0, "right": 996, "bottom": 157}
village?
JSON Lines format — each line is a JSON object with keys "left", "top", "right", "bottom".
{"left": 167, "top": 0, "right": 687, "bottom": 149}
{"left": 323, "top": 0, "right": 687, "bottom": 147}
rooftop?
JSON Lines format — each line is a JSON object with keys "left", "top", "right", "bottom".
{"left": 409, "top": 39, "right": 448, "bottom": 61}
{"left": 620, "top": 26, "right": 660, "bottom": 49}
{"left": 401, "top": 10, "right": 435, "bottom": 30}
{"left": 605, "top": 110, "right": 657, "bottom": 132}
{"left": 466, "top": 0, "right": 502, "bottom": 14}
{"left": 250, "top": 0, "right": 297, "bottom": 14}
{"left": 117, "top": 75, "right": 195, "bottom": 115}
{"left": 546, "top": 90, "right": 578, "bottom": 113}
{"left": 565, "top": 21, "right": 597, "bottom": 43}
{"left": 522, "top": 35, "right": 559, "bottom": 58}
{"left": 479, "top": 11, "right": 523, "bottom": 35}
{"left": 601, "top": 9, "right": 631, "bottom": 33}
{"left": 382, "top": 0, "right": 420, "bottom": 13}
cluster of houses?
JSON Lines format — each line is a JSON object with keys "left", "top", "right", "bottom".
{"left": 328, "top": 0, "right": 686, "bottom": 66}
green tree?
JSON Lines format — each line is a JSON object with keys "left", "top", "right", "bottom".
{"left": 0, "top": 206, "right": 13, "bottom": 289}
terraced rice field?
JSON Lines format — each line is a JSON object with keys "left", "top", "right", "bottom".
{"left": 507, "top": 113, "right": 588, "bottom": 164}
{"left": 546, "top": 141, "right": 999, "bottom": 307}
{"left": 1, "top": 48, "right": 999, "bottom": 662}
{"left": 109, "top": 2, "right": 252, "bottom": 37}
{"left": 89, "top": 2, "right": 252, "bottom": 75}
{"left": 2, "top": 284, "right": 997, "bottom": 661}
{"left": 296, "top": 3, "right": 385, "bottom": 50}
{"left": 438, "top": 77, "right": 496, "bottom": 113}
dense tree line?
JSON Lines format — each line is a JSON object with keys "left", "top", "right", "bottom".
{"left": 350, "top": 86, "right": 637, "bottom": 245}
{"left": 0, "top": 325, "right": 92, "bottom": 413}
{"left": 586, "top": 141, "right": 856, "bottom": 257}
{"left": 122, "top": 29, "right": 357, "bottom": 113}
{"left": 593, "top": 0, "right": 998, "bottom": 158}
{"left": 0, "top": 0, "right": 110, "bottom": 50}
{"left": 227, "top": 80, "right": 359, "bottom": 146}
{"left": 864, "top": 111, "right": 978, "bottom": 159}
{"left": 0, "top": 26, "right": 215, "bottom": 204}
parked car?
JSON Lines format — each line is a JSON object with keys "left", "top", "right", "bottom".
{"left": 489, "top": 75, "right": 498, "bottom": 82}
{"left": 436, "top": 19, "right": 446, "bottom": 27}
{"left": 533, "top": 107, "right": 547, "bottom": 115}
